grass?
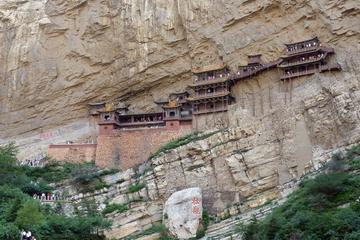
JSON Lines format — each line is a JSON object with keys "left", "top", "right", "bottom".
{"left": 125, "top": 224, "right": 177, "bottom": 240}
{"left": 237, "top": 144, "right": 360, "bottom": 240}
{"left": 127, "top": 182, "right": 146, "bottom": 193}
{"left": 102, "top": 203, "right": 129, "bottom": 215}
{"left": 193, "top": 210, "right": 210, "bottom": 239}
{"left": 149, "top": 130, "right": 224, "bottom": 160}
{"left": 23, "top": 160, "right": 118, "bottom": 185}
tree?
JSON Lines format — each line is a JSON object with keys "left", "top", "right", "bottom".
{"left": 15, "top": 200, "right": 45, "bottom": 229}
{"left": 0, "top": 143, "right": 17, "bottom": 171}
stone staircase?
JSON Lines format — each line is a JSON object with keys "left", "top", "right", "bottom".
{"left": 202, "top": 200, "right": 284, "bottom": 240}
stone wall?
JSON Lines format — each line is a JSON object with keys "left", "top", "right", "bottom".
{"left": 96, "top": 121, "right": 193, "bottom": 169}
{"left": 48, "top": 144, "right": 97, "bottom": 163}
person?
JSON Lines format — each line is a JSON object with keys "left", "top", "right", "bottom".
{"left": 21, "top": 230, "right": 26, "bottom": 240}
{"left": 26, "top": 231, "right": 32, "bottom": 240}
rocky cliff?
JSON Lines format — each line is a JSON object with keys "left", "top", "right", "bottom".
{"left": 0, "top": 0, "right": 359, "bottom": 146}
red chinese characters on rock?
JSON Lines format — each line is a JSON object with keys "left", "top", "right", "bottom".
{"left": 192, "top": 197, "right": 201, "bottom": 215}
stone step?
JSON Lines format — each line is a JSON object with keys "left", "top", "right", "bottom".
{"left": 204, "top": 203, "right": 279, "bottom": 239}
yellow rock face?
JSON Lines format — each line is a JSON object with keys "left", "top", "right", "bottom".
{"left": 0, "top": 0, "right": 359, "bottom": 158}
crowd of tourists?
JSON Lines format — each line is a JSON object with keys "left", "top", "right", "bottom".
{"left": 33, "top": 192, "right": 61, "bottom": 201}
{"left": 19, "top": 159, "right": 43, "bottom": 167}
{"left": 287, "top": 41, "right": 319, "bottom": 52}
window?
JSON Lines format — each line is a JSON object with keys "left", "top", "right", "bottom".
{"left": 170, "top": 111, "right": 176, "bottom": 117}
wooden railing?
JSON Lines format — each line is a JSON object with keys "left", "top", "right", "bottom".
{"left": 192, "top": 76, "right": 228, "bottom": 86}
{"left": 192, "top": 91, "right": 230, "bottom": 101}
{"left": 281, "top": 62, "right": 341, "bottom": 80}
{"left": 281, "top": 68, "right": 317, "bottom": 80}
{"left": 193, "top": 106, "right": 228, "bottom": 115}
{"left": 279, "top": 54, "right": 326, "bottom": 68}
{"left": 118, "top": 121, "right": 165, "bottom": 127}
{"left": 286, "top": 45, "right": 319, "bottom": 56}
{"left": 34, "top": 195, "right": 69, "bottom": 203}
{"left": 229, "top": 60, "right": 280, "bottom": 82}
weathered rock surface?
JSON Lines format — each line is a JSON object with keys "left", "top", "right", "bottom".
{"left": 0, "top": 0, "right": 359, "bottom": 161}
{"left": 163, "top": 187, "right": 202, "bottom": 239}
{"left": 1, "top": 0, "right": 360, "bottom": 238}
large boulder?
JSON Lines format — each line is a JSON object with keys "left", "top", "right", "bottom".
{"left": 163, "top": 188, "right": 202, "bottom": 239}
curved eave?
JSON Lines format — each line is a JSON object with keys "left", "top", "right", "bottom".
{"left": 278, "top": 55, "right": 327, "bottom": 68}
{"left": 88, "top": 102, "right": 105, "bottom": 106}
{"left": 284, "top": 37, "right": 319, "bottom": 47}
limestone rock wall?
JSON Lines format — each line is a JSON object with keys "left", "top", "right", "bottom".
{"left": 0, "top": 0, "right": 359, "bottom": 154}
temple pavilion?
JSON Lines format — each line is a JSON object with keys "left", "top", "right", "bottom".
{"left": 98, "top": 103, "right": 165, "bottom": 129}
{"left": 279, "top": 37, "right": 341, "bottom": 80}
{"left": 155, "top": 92, "right": 192, "bottom": 121}
{"left": 188, "top": 64, "right": 234, "bottom": 115}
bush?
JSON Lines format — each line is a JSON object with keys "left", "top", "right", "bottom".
{"left": 102, "top": 204, "right": 128, "bottom": 215}
{"left": 127, "top": 182, "right": 146, "bottom": 193}
{"left": 237, "top": 145, "right": 360, "bottom": 240}
{"left": 149, "top": 130, "right": 223, "bottom": 160}
{"left": 129, "top": 224, "right": 177, "bottom": 240}
{"left": 195, "top": 210, "right": 210, "bottom": 239}
{"left": 0, "top": 144, "right": 111, "bottom": 240}
{"left": 0, "top": 222, "right": 20, "bottom": 240}
{"left": 15, "top": 200, "right": 45, "bottom": 229}
{"left": 0, "top": 142, "right": 17, "bottom": 170}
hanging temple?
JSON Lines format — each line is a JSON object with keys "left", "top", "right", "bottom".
{"left": 48, "top": 37, "right": 341, "bottom": 170}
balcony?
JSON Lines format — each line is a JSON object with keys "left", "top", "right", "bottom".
{"left": 191, "top": 75, "right": 229, "bottom": 87}
{"left": 280, "top": 68, "right": 317, "bottom": 80}
{"left": 285, "top": 45, "right": 320, "bottom": 56}
{"left": 191, "top": 91, "right": 230, "bottom": 101}
{"left": 193, "top": 106, "right": 228, "bottom": 115}
{"left": 118, "top": 121, "right": 165, "bottom": 128}
{"left": 279, "top": 54, "right": 326, "bottom": 68}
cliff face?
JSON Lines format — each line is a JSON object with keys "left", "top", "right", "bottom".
{"left": 0, "top": 0, "right": 359, "bottom": 141}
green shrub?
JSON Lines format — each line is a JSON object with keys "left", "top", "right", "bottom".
{"left": 149, "top": 130, "right": 223, "bottom": 160}
{"left": 128, "top": 182, "right": 146, "bottom": 193}
{"left": 129, "top": 224, "right": 177, "bottom": 240}
{"left": 237, "top": 145, "right": 360, "bottom": 240}
{"left": 195, "top": 210, "right": 210, "bottom": 239}
{"left": 0, "top": 144, "right": 111, "bottom": 240}
{"left": 15, "top": 200, "right": 45, "bottom": 229}
{"left": 0, "top": 222, "right": 20, "bottom": 240}
{"left": 141, "top": 224, "right": 168, "bottom": 236}
{"left": 102, "top": 203, "right": 129, "bottom": 215}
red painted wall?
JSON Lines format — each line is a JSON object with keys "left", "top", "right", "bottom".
{"left": 48, "top": 144, "right": 97, "bottom": 163}
{"left": 96, "top": 121, "right": 192, "bottom": 169}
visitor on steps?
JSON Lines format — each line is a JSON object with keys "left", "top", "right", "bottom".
{"left": 21, "top": 230, "right": 26, "bottom": 240}
{"left": 26, "top": 231, "right": 32, "bottom": 240}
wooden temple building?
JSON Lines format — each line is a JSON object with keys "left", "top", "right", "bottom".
{"left": 50, "top": 36, "right": 342, "bottom": 170}
{"left": 278, "top": 37, "right": 341, "bottom": 80}
{"left": 189, "top": 64, "right": 234, "bottom": 115}
{"left": 91, "top": 37, "right": 341, "bottom": 131}
{"left": 155, "top": 92, "right": 192, "bottom": 121}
